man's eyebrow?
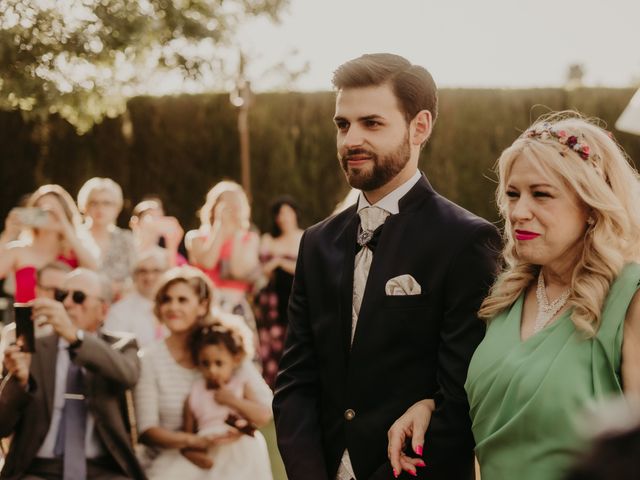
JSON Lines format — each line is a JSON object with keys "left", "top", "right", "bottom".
{"left": 333, "top": 114, "right": 385, "bottom": 123}
{"left": 359, "top": 114, "right": 384, "bottom": 121}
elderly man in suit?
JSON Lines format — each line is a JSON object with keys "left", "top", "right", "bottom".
{"left": 0, "top": 268, "right": 145, "bottom": 480}
{"left": 273, "top": 53, "right": 500, "bottom": 480}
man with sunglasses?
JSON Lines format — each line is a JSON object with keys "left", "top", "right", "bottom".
{"left": 1, "top": 261, "right": 72, "bottom": 355}
{"left": 0, "top": 268, "right": 146, "bottom": 479}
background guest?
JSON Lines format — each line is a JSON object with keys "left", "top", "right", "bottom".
{"left": 186, "top": 181, "right": 260, "bottom": 345}
{"left": 130, "top": 198, "right": 186, "bottom": 267}
{"left": 0, "top": 261, "right": 72, "bottom": 355}
{"left": 77, "top": 177, "right": 136, "bottom": 299}
{"left": 104, "top": 247, "right": 169, "bottom": 347}
{"left": 0, "top": 184, "right": 98, "bottom": 303}
{"left": 145, "top": 321, "right": 274, "bottom": 480}
{"left": 0, "top": 268, "right": 144, "bottom": 479}
{"left": 134, "top": 266, "right": 234, "bottom": 477}
{"left": 255, "top": 195, "right": 303, "bottom": 387}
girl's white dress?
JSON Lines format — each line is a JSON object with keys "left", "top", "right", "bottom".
{"left": 137, "top": 348, "right": 273, "bottom": 480}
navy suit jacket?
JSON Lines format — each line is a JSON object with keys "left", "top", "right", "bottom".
{"left": 273, "top": 175, "right": 501, "bottom": 480}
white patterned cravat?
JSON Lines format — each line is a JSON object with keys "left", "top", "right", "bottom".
{"left": 351, "top": 206, "right": 390, "bottom": 342}
{"left": 336, "top": 206, "right": 390, "bottom": 480}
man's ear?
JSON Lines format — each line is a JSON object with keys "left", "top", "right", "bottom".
{"left": 411, "top": 110, "right": 433, "bottom": 146}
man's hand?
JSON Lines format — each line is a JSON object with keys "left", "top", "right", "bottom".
{"left": 387, "top": 399, "right": 434, "bottom": 477}
{"left": 32, "top": 298, "right": 78, "bottom": 343}
{"left": 3, "top": 344, "right": 32, "bottom": 387}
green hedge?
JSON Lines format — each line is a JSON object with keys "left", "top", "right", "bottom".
{"left": 1, "top": 88, "right": 638, "bottom": 233}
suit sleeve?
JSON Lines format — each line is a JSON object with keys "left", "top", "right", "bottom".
{"left": 272, "top": 231, "right": 330, "bottom": 480}
{"left": 73, "top": 334, "right": 140, "bottom": 388}
{"left": 425, "top": 222, "right": 501, "bottom": 458}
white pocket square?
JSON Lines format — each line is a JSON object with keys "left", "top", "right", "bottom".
{"left": 385, "top": 274, "right": 422, "bottom": 296}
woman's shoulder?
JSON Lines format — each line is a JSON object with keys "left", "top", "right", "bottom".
{"left": 140, "top": 340, "right": 169, "bottom": 362}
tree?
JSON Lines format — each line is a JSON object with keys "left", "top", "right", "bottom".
{"left": 0, "top": 0, "right": 289, "bottom": 133}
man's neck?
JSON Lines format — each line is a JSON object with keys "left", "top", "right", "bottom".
{"left": 363, "top": 166, "right": 418, "bottom": 205}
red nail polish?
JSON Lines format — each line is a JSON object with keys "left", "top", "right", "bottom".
{"left": 416, "top": 460, "right": 426, "bottom": 467}
{"left": 408, "top": 470, "right": 417, "bottom": 477}
{"left": 415, "top": 444, "right": 423, "bottom": 456}
{"left": 393, "top": 468, "right": 399, "bottom": 478}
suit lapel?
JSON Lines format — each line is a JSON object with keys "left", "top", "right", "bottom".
{"left": 336, "top": 206, "right": 360, "bottom": 359}
{"left": 37, "top": 334, "right": 59, "bottom": 418}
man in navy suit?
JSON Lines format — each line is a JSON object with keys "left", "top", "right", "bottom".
{"left": 273, "top": 53, "right": 500, "bottom": 480}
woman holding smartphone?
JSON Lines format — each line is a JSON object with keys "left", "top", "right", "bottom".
{"left": 0, "top": 184, "right": 98, "bottom": 302}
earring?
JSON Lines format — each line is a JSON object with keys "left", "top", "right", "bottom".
{"left": 587, "top": 217, "right": 595, "bottom": 226}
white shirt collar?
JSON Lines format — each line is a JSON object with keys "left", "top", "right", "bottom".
{"left": 357, "top": 170, "right": 422, "bottom": 215}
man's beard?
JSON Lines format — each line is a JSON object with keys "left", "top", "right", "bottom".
{"left": 338, "top": 132, "right": 411, "bottom": 191}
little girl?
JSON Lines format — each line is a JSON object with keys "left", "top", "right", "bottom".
{"left": 190, "top": 320, "right": 274, "bottom": 479}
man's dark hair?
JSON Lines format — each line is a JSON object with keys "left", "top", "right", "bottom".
{"left": 332, "top": 53, "right": 438, "bottom": 125}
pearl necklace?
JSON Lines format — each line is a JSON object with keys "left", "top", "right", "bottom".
{"left": 534, "top": 271, "right": 571, "bottom": 333}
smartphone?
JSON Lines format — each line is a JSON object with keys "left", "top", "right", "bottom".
{"left": 14, "top": 303, "right": 35, "bottom": 353}
{"left": 14, "top": 207, "right": 49, "bottom": 228}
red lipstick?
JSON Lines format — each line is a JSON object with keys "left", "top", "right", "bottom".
{"left": 515, "top": 229, "right": 540, "bottom": 241}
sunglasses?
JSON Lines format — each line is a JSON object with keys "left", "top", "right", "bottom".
{"left": 54, "top": 289, "right": 99, "bottom": 305}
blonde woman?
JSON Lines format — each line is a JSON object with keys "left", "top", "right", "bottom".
{"left": 186, "top": 181, "right": 260, "bottom": 342}
{"left": 0, "top": 184, "right": 98, "bottom": 302}
{"left": 78, "top": 177, "right": 135, "bottom": 297}
{"left": 387, "top": 112, "right": 640, "bottom": 479}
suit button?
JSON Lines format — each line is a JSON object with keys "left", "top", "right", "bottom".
{"left": 344, "top": 409, "right": 356, "bottom": 421}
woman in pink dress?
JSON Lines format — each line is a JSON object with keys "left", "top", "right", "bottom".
{"left": 0, "top": 185, "right": 98, "bottom": 302}
{"left": 186, "top": 181, "right": 260, "bottom": 343}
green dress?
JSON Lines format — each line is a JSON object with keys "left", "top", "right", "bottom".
{"left": 465, "top": 263, "right": 640, "bottom": 480}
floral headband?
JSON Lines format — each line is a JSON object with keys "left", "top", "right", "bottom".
{"left": 523, "top": 122, "right": 592, "bottom": 160}
{"left": 522, "top": 122, "right": 611, "bottom": 183}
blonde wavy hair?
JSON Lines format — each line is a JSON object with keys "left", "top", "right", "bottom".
{"left": 198, "top": 180, "right": 251, "bottom": 229}
{"left": 479, "top": 111, "right": 640, "bottom": 337}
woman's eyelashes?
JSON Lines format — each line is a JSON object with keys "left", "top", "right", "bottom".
{"left": 505, "top": 189, "right": 553, "bottom": 199}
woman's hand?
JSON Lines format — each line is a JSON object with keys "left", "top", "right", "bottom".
{"left": 45, "top": 206, "right": 75, "bottom": 238}
{"left": 1, "top": 209, "right": 24, "bottom": 243}
{"left": 387, "top": 399, "right": 434, "bottom": 477}
{"left": 180, "top": 448, "right": 213, "bottom": 469}
{"left": 208, "top": 430, "right": 243, "bottom": 446}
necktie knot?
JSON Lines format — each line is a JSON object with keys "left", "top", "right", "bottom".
{"left": 358, "top": 206, "right": 388, "bottom": 232}
{"left": 357, "top": 207, "right": 389, "bottom": 251}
